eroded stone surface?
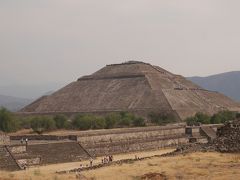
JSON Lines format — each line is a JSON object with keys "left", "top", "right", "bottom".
{"left": 19, "top": 61, "right": 240, "bottom": 120}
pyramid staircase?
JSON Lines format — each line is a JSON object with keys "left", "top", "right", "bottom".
{"left": 200, "top": 126, "right": 217, "bottom": 141}
{"left": 0, "top": 146, "right": 19, "bottom": 171}
{"left": 0, "top": 145, "right": 41, "bottom": 171}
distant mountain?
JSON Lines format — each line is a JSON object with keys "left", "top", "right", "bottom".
{"left": 0, "top": 83, "right": 65, "bottom": 99}
{"left": 188, "top": 71, "right": 240, "bottom": 102}
{"left": 0, "top": 95, "right": 33, "bottom": 112}
{"left": 0, "top": 83, "right": 63, "bottom": 112}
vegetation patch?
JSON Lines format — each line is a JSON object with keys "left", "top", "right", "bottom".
{"left": 185, "top": 111, "right": 237, "bottom": 126}
{"left": 148, "top": 112, "right": 177, "bottom": 125}
{"left": 0, "top": 108, "right": 147, "bottom": 133}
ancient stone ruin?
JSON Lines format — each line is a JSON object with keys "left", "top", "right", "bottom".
{"left": 0, "top": 131, "right": 10, "bottom": 145}
{"left": 0, "top": 124, "right": 221, "bottom": 171}
{"left": 2, "top": 61, "right": 240, "bottom": 171}
{"left": 172, "top": 120, "right": 240, "bottom": 155}
{"left": 19, "top": 61, "right": 240, "bottom": 120}
{"left": 213, "top": 120, "right": 240, "bottom": 152}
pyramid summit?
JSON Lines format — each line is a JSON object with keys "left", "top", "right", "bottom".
{"left": 20, "top": 61, "right": 240, "bottom": 120}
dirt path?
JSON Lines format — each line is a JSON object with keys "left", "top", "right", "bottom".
{"left": 0, "top": 148, "right": 174, "bottom": 180}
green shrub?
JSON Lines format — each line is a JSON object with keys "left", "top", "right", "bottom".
{"left": 53, "top": 115, "right": 68, "bottom": 129}
{"left": 186, "top": 112, "right": 210, "bottom": 126}
{"left": 119, "top": 117, "right": 132, "bottom": 126}
{"left": 31, "top": 116, "right": 56, "bottom": 134}
{"left": 72, "top": 114, "right": 92, "bottom": 130}
{"left": 132, "top": 117, "right": 145, "bottom": 127}
{"left": 149, "top": 112, "right": 176, "bottom": 125}
{"left": 195, "top": 112, "right": 211, "bottom": 124}
{"left": 63, "top": 120, "right": 72, "bottom": 129}
{"left": 210, "top": 114, "right": 222, "bottom": 124}
{"left": 186, "top": 110, "right": 237, "bottom": 126}
{"left": 118, "top": 112, "right": 135, "bottom": 126}
{"left": 236, "top": 113, "right": 240, "bottom": 119}
{"left": 186, "top": 116, "right": 197, "bottom": 126}
{"left": 211, "top": 110, "right": 236, "bottom": 124}
{"left": 105, "top": 113, "right": 120, "bottom": 129}
{"left": 0, "top": 108, "right": 18, "bottom": 132}
{"left": 91, "top": 117, "right": 106, "bottom": 129}
{"left": 18, "top": 117, "right": 32, "bottom": 129}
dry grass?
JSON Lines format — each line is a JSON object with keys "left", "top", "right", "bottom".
{"left": 1, "top": 150, "right": 240, "bottom": 180}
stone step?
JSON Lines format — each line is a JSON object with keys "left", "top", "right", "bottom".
{"left": 26, "top": 142, "right": 90, "bottom": 165}
{"left": 0, "top": 146, "right": 19, "bottom": 171}
{"left": 200, "top": 126, "right": 217, "bottom": 140}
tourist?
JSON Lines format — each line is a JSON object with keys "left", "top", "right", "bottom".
{"left": 90, "top": 158, "right": 93, "bottom": 167}
{"left": 20, "top": 138, "right": 23, "bottom": 144}
{"left": 109, "top": 155, "right": 113, "bottom": 162}
{"left": 106, "top": 156, "right": 109, "bottom": 163}
{"left": 135, "top": 155, "right": 137, "bottom": 160}
{"left": 104, "top": 156, "right": 108, "bottom": 164}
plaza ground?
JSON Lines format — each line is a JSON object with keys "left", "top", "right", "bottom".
{"left": 1, "top": 148, "right": 240, "bottom": 180}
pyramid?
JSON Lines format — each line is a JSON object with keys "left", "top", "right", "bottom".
{"left": 20, "top": 61, "right": 240, "bottom": 120}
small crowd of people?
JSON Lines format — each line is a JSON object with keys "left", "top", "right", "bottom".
{"left": 20, "top": 138, "right": 28, "bottom": 145}
{"left": 135, "top": 155, "right": 140, "bottom": 160}
{"left": 79, "top": 155, "right": 114, "bottom": 169}
{"left": 101, "top": 155, "right": 113, "bottom": 164}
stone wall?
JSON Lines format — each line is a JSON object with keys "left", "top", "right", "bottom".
{"left": 185, "top": 124, "right": 223, "bottom": 137}
{"left": 75, "top": 125, "right": 188, "bottom": 156}
{"left": 0, "top": 146, "right": 19, "bottom": 171}
{"left": 26, "top": 142, "right": 90, "bottom": 165}
{"left": 78, "top": 127, "right": 185, "bottom": 145}
{"left": 8, "top": 145, "right": 26, "bottom": 154}
{"left": 0, "top": 134, "right": 10, "bottom": 145}
{"left": 10, "top": 135, "right": 75, "bottom": 141}
{"left": 85, "top": 136, "right": 188, "bottom": 157}
{"left": 17, "top": 157, "right": 41, "bottom": 167}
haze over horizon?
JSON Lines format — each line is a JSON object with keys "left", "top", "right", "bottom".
{"left": 1, "top": 1, "right": 240, "bottom": 87}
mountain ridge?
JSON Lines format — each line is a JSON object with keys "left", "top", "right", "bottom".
{"left": 188, "top": 71, "right": 240, "bottom": 102}
{"left": 0, "top": 95, "right": 32, "bottom": 112}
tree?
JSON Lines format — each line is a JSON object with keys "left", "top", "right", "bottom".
{"left": 105, "top": 113, "right": 120, "bottom": 129}
{"left": 0, "top": 108, "right": 18, "bottom": 132}
{"left": 53, "top": 114, "right": 68, "bottom": 129}
{"left": 119, "top": 117, "right": 132, "bottom": 126}
{"left": 92, "top": 117, "right": 106, "bottom": 129}
{"left": 210, "top": 114, "right": 222, "bottom": 124}
{"left": 149, "top": 112, "right": 176, "bottom": 125}
{"left": 132, "top": 117, "right": 146, "bottom": 127}
{"left": 237, "top": 113, "right": 240, "bottom": 119}
{"left": 31, "top": 116, "right": 56, "bottom": 134}
{"left": 118, "top": 112, "right": 133, "bottom": 126}
{"left": 195, "top": 112, "right": 211, "bottom": 124}
{"left": 186, "top": 116, "right": 197, "bottom": 126}
{"left": 211, "top": 110, "right": 236, "bottom": 124}
{"left": 72, "top": 115, "right": 92, "bottom": 130}
{"left": 186, "top": 112, "right": 210, "bottom": 126}
{"left": 186, "top": 111, "right": 236, "bottom": 126}
{"left": 18, "top": 117, "right": 32, "bottom": 129}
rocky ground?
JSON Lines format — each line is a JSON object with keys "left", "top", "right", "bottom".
{"left": 214, "top": 119, "right": 240, "bottom": 152}
{"left": 171, "top": 119, "right": 240, "bottom": 155}
{"left": 56, "top": 119, "right": 240, "bottom": 175}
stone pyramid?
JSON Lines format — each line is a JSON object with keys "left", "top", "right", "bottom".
{"left": 20, "top": 61, "right": 240, "bottom": 120}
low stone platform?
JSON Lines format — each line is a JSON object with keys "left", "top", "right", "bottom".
{"left": 1, "top": 124, "right": 221, "bottom": 171}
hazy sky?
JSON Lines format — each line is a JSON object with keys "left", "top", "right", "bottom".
{"left": 1, "top": 0, "right": 240, "bottom": 86}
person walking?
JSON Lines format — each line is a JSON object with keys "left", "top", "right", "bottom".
{"left": 90, "top": 158, "right": 93, "bottom": 167}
